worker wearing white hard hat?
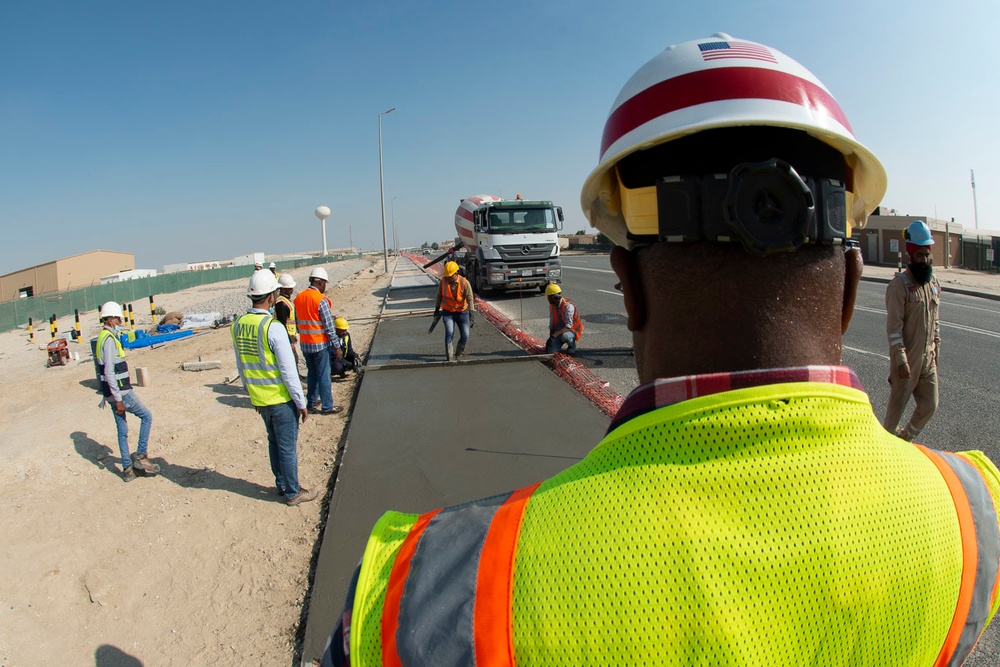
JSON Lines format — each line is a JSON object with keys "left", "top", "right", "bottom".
{"left": 274, "top": 273, "right": 302, "bottom": 371}
{"left": 322, "top": 34, "right": 1000, "bottom": 667}
{"left": 232, "top": 271, "right": 316, "bottom": 506}
{"left": 269, "top": 261, "right": 279, "bottom": 278}
{"left": 884, "top": 220, "right": 941, "bottom": 441}
{"left": 294, "top": 266, "right": 343, "bottom": 414}
{"left": 95, "top": 301, "right": 160, "bottom": 482}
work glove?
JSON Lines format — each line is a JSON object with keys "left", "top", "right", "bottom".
{"left": 468, "top": 311, "right": 475, "bottom": 329}
{"left": 428, "top": 312, "right": 441, "bottom": 334}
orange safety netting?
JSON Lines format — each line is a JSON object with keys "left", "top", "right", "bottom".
{"left": 408, "top": 252, "right": 624, "bottom": 418}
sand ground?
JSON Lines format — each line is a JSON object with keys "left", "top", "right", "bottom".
{"left": 0, "top": 256, "right": 389, "bottom": 666}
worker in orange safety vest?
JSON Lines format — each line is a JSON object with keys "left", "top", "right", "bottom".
{"left": 544, "top": 283, "right": 583, "bottom": 355}
{"left": 319, "top": 33, "right": 1000, "bottom": 667}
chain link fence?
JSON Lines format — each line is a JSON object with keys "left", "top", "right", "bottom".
{"left": 0, "top": 254, "right": 360, "bottom": 334}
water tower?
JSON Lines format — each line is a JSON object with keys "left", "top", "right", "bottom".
{"left": 315, "top": 205, "right": 331, "bottom": 256}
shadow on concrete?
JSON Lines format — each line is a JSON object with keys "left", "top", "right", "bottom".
{"left": 205, "top": 382, "right": 246, "bottom": 395}
{"left": 464, "top": 446, "right": 584, "bottom": 461}
{"left": 95, "top": 644, "right": 143, "bottom": 666}
{"left": 79, "top": 378, "right": 102, "bottom": 392}
{"left": 567, "top": 347, "right": 635, "bottom": 369}
{"left": 70, "top": 431, "right": 282, "bottom": 502}
{"left": 204, "top": 382, "right": 253, "bottom": 408}
{"left": 71, "top": 431, "right": 122, "bottom": 479}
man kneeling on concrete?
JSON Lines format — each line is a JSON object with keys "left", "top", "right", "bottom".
{"left": 545, "top": 283, "right": 583, "bottom": 355}
{"left": 232, "top": 271, "right": 317, "bottom": 506}
{"left": 332, "top": 317, "right": 360, "bottom": 378}
{"left": 96, "top": 301, "right": 160, "bottom": 483}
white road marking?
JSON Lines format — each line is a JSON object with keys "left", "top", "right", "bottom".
{"left": 597, "top": 289, "right": 623, "bottom": 297}
{"left": 854, "top": 306, "right": 999, "bottom": 338}
{"left": 843, "top": 346, "right": 889, "bottom": 360}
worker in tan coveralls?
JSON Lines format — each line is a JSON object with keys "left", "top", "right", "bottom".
{"left": 884, "top": 220, "right": 941, "bottom": 441}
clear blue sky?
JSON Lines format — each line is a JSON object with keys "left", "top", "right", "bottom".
{"left": 2, "top": 0, "right": 997, "bottom": 272}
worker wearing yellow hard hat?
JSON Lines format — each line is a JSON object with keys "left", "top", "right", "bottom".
{"left": 321, "top": 33, "right": 1000, "bottom": 667}
{"left": 544, "top": 283, "right": 583, "bottom": 355}
{"left": 331, "top": 317, "right": 360, "bottom": 378}
{"left": 433, "top": 261, "right": 474, "bottom": 361}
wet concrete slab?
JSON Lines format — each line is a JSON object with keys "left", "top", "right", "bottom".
{"left": 300, "top": 358, "right": 610, "bottom": 664}
{"left": 367, "top": 304, "right": 530, "bottom": 367}
{"left": 299, "top": 261, "right": 612, "bottom": 664}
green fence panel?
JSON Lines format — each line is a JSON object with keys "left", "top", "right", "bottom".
{"left": 0, "top": 254, "right": 362, "bottom": 334}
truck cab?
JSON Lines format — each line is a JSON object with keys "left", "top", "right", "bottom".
{"left": 464, "top": 199, "right": 564, "bottom": 294}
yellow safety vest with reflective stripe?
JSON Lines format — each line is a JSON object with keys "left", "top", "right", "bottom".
{"left": 95, "top": 328, "right": 132, "bottom": 397}
{"left": 231, "top": 313, "right": 292, "bottom": 407}
{"left": 349, "top": 382, "right": 1000, "bottom": 667}
{"left": 276, "top": 294, "right": 297, "bottom": 336}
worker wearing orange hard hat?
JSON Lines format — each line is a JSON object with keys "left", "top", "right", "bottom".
{"left": 320, "top": 33, "right": 1000, "bottom": 667}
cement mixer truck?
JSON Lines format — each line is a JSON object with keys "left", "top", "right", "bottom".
{"left": 454, "top": 194, "right": 564, "bottom": 294}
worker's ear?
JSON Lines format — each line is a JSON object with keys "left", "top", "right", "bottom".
{"left": 841, "top": 247, "right": 862, "bottom": 335}
{"left": 610, "top": 245, "right": 646, "bottom": 332}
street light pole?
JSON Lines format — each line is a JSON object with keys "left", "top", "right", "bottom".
{"left": 391, "top": 195, "right": 399, "bottom": 254}
{"left": 378, "top": 107, "right": 395, "bottom": 272}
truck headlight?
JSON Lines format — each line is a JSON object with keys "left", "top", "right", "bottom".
{"left": 490, "top": 272, "right": 504, "bottom": 282}
{"left": 549, "top": 269, "right": 561, "bottom": 278}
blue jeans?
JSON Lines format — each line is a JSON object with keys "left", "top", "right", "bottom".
{"left": 304, "top": 348, "right": 333, "bottom": 411}
{"left": 258, "top": 401, "right": 300, "bottom": 499}
{"left": 546, "top": 331, "right": 577, "bottom": 354}
{"left": 442, "top": 310, "right": 470, "bottom": 346}
{"left": 112, "top": 390, "right": 152, "bottom": 470}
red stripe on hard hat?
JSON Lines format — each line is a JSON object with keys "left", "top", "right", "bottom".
{"left": 600, "top": 67, "right": 853, "bottom": 158}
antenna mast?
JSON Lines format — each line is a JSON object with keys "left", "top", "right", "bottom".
{"left": 971, "top": 169, "right": 979, "bottom": 229}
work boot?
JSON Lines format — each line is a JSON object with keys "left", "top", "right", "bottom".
{"left": 455, "top": 341, "right": 466, "bottom": 358}
{"left": 121, "top": 466, "right": 137, "bottom": 483}
{"left": 445, "top": 343, "right": 455, "bottom": 362}
{"left": 132, "top": 453, "right": 160, "bottom": 476}
{"left": 286, "top": 488, "right": 318, "bottom": 506}
{"left": 894, "top": 427, "right": 913, "bottom": 442}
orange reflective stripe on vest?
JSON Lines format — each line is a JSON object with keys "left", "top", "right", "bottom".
{"left": 379, "top": 482, "right": 542, "bottom": 666}
{"left": 475, "top": 482, "right": 541, "bottom": 667}
{"left": 550, "top": 299, "right": 583, "bottom": 341}
{"left": 440, "top": 278, "right": 467, "bottom": 313}
{"left": 294, "top": 288, "right": 329, "bottom": 346}
{"left": 916, "top": 445, "right": 1000, "bottom": 667}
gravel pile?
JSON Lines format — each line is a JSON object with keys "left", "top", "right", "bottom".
{"left": 176, "top": 258, "right": 372, "bottom": 322}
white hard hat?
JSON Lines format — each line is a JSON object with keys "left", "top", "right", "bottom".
{"left": 278, "top": 273, "right": 297, "bottom": 288}
{"left": 309, "top": 267, "right": 329, "bottom": 281}
{"left": 580, "top": 33, "right": 886, "bottom": 247}
{"left": 247, "top": 270, "right": 280, "bottom": 298}
{"left": 100, "top": 301, "right": 124, "bottom": 320}
{"left": 269, "top": 262, "right": 276, "bottom": 268}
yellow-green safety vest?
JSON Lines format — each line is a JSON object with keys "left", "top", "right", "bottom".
{"left": 95, "top": 328, "right": 131, "bottom": 397}
{"left": 349, "top": 381, "right": 1000, "bottom": 667}
{"left": 231, "top": 313, "right": 292, "bottom": 407}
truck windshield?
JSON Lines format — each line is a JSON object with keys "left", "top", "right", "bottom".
{"left": 486, "top": 208, "right": 556, "bottom": 233}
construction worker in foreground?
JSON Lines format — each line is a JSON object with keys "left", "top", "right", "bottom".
{"left": 274, "top": 273, "right": 302, "bottom": 372}
{"left": 884, "top": 220, "right": 941, "bottom": 441}
{"left": 294, "top": 267, "right": 344, "bottom": 415}
{"left": 232, "top": 271, "right": 317, "bottom": 506}
{"left": 433, "top": 260, "right": 474, "bottom": 362}
{"left": 95, "top": 301, "right": 160, "bottom": 482}
{"left": 544, "top": 283, "right": 583, "bottom": 355}
{"left": 320, "top": 33, "right": 1000, "bottom": 666}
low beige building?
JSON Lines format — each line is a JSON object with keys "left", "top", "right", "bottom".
{"left": 855, "top": 213, "right": 962, "bottom": 268}
{"left": 0, "top": 250, "right": 135, "bottom": 303}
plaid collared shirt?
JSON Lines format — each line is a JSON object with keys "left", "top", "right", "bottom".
{"left": 299, "top": 288, "right": 341, "bottom": 355}
{"left": 606, "top": 366, "right": 864, "bottom": 435}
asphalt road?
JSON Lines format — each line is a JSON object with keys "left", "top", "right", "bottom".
{"left": 484, "top": 252, "right": 1000, "bottom": 465}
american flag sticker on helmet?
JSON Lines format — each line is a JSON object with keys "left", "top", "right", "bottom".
{"left": 699, "top": 41, "right": 777, "bottom": 64}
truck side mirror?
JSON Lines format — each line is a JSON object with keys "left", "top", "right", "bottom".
{"left": 556, "top": 207, "right": 564, "bottom": 230}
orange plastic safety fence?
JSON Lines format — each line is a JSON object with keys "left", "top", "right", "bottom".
{"left": 410, "top": 253, "right": 624, "bottom": 418}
